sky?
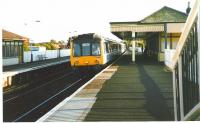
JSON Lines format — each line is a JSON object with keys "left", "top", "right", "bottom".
{"left": 1, "top": 0, "right": 195, "bottom": 43}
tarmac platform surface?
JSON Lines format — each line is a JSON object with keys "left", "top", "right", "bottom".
{"left": 38, "top": 54, "right": 174, "bottom": 121}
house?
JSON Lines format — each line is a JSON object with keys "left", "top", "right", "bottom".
{"left": 2, "top": 29, "right": 29, "bottom": 66}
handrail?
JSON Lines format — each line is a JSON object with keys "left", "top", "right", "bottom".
{"left": 169, "top": 0, "right": 199, "bottom": 70}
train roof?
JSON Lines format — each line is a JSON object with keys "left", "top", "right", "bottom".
{"left": 71, "top": 33, "right": 122, "bottom": 43}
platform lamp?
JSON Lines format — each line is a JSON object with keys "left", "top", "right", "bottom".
{"left": 25, "top": 20, "right": 40, "bottom": 62}
{"left": 30, "top": 39, "right": 34, "bottom": 62}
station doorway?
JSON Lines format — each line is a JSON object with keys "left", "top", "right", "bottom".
{"left": 129, "top": 32, "right": 160, "bottom": 63}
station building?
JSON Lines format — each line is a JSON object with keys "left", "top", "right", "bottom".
{"left": 110, "top": 6, "right": 189, "bottom": 62}
{"left": 2, "top": 29, "right": 29, "bottom": 66}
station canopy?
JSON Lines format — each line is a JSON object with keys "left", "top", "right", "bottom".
{"left": 110, "top": 6, "right": 188, "bottom": 40}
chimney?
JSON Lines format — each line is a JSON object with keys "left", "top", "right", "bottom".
{"left": 186, "top": 2, "right": 191, "bottom": 15}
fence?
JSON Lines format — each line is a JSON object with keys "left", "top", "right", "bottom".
{"left": 24, "top": 49, "right": 70, "bottom": 63}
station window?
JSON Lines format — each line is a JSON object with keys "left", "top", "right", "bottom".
{"left": 3, "top": 41, "right": 23, "bottom": 58}
{"left": 14, "top": 42, "right": 19, "bottom": 56}
{"left": 3, "top": 42, "right": 6, "bottom": 58}
{"left": 18, "top": 42, "right": 22, "bottom": 45}
{"left": 10, "top": 42, "right": 15, "bottom": 57}
{"left": 6, "top": 42, "right": 11, "bottom": 57}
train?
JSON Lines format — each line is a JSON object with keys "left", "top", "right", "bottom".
{"left": 70, "top": 33, "right": 126, "bottom": 67}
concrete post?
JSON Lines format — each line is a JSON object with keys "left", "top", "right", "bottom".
{"left": 132, "top": 41, "right": 135, "bottom": 62}
{"left": 178, "top": 57, "right": 184, "bottom": 120}
{"left": 198, "top": 1, "right": 200, "bottom": 101}
{"left": 7, "top": 76, "right": 12, "bottom": 86}
{"left": 172, "top": 70, "right": 178, "bottom": 121}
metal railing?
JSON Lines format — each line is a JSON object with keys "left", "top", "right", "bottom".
{"left": 169, "top": 0, "right": 200, "bottom": 120}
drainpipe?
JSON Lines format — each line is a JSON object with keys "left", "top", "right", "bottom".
{"left": 164, "top": 23, "right": 167, "bottom": 49}
{"left": 132, "top": 41, "right": 135, "bottom": 62}
{"left": 132, "top": 32, "right": 136, "bottom": 62}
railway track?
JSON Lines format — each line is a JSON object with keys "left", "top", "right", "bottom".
{"left": 3, "top": 63, "right": 102, "bottom": 122}
{"left": 3, "top": 62, "right": 72, "bottom": 96}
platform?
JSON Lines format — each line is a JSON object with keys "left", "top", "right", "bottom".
{"left": 3, "top": 57, "right": 69, "bottom": 75}
{"left": 38, "top": 54, "right": 174, "bottom": 121}
{"left": 3, "top": 56, "right": 69, "bottom": 87}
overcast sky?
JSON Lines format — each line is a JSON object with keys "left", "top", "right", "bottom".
{"left": 1, "top": 0, "right": 195, "bottom": 42}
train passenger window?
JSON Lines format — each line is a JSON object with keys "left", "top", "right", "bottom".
{"left": 74, "top": 43, "right": 81, "bottom": 56}
{"left": 109, "top": 43, "right": 112, "bottom": 52}
{"left": 104, "top": 43, "right": 109, "bottom": 53}
{"left": 82, "top": 43, "right": 91, "bottom": 56}
{"left": 92, "top": 43, "right": 100, "bottom": 56}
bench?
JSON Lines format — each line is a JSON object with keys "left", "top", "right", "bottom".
{"left": 37, "top": 54, "right": 47, "bottom": 60}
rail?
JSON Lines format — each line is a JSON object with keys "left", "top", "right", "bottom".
{"left": 169, "top": 0, "right": 200, "bottom": 121}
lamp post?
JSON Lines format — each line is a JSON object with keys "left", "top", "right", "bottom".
{"left": 30, "top": 39, "right": 34, "bottom": 62}
{"left": 24, "top": 20, "right": 40, "bottom": 62}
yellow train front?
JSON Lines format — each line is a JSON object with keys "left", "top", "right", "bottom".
{"left": 70, "top": 33, "right": 125, "bottom": 67}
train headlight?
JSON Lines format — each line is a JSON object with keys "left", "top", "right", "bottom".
{"left": 85, "top": 61, "right": 89, "bottom": 65}
{"left": 75, "top": 61, "right": 79, "bottom": 66}
{"left": 95, "top": 60, "right": 99, "bottom": 64}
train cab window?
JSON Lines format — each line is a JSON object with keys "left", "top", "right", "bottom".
{"left": 92, "top": 43, "right": 100, "bottom": 56}
{"left": 74, "top": 43, "right": 81, "bottom": 56}
{"left": 82, "top": 43, "right": 91, "bottom": 56}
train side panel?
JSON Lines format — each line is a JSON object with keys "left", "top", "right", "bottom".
{"left": 103, "top": 40, "right": 122, "bottom": 64}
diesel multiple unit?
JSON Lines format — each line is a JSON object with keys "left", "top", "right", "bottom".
{"left": 70, "top": 33, "right": 125, "bottom": 67}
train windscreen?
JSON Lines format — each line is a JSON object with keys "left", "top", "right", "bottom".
{"left": 73, "top": 42, "right": 100, "bottom": 56}
{"left": 82, "top": 43, "right": 91, "bottom": 56}
{"left": 74, "top": 43, "right": 81, "bottom": 56}
{"left": 92, "top": 43, "right": 100, "bottom": 56}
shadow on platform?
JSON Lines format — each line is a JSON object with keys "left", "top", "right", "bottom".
{"left": 84, "top": 54, "right": 174, "bottom": 121}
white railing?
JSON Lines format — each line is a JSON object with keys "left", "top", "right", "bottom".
{"left": 170, "top": 0, "right": 200, "bottom": 121}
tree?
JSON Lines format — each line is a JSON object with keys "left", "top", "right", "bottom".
{"left": 58, "top": 40, "right": 65, "bottom": 44}
{"left": 23, "top": 40, "right": 30, "bottom": 51}
{"left": 43, "top": 43, "right": 52, "bottom": 50}
{"left": 50, "top": 39, "right": 57, "bottom": 44}
{"left": 28, "top": 40, "right": 62, "bottom": 50}
{"left": 33, "top": 43, "right": 41, "bottom": 46}
{"left": 23, "top": 43, "right": 30, "bottom": 51}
